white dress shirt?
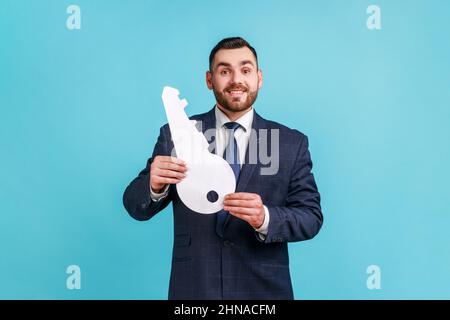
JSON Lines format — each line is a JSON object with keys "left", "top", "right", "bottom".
{"left": 150, "top": 106, "right": 270, "bottom": 238}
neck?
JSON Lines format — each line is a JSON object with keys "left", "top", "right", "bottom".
{"left": 216, "top": 103, "right": 252, "bottom": 122}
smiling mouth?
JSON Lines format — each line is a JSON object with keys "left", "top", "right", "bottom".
{"left": 226, "top": 89, "right": 247, "bottom": 97}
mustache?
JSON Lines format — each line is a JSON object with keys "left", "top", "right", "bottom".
{"left": 225, "top": 84, "right": 248, "bottom": 92}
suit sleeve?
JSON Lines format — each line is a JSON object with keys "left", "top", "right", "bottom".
{"left": 122, "top": 125, "right": 173, "bottom": 221}
{"left": 263, "top": 134, "right": 323, "bottom": 243}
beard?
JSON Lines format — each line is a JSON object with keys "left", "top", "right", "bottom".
{"left": 212, "top": 83, "right": 259, "bottom": 113}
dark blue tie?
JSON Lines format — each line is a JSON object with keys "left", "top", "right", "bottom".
{"left": 216, "top": 122, "right": 241, "bottom": 238}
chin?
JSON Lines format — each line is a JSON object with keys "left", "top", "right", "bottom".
{"left": 228, "top": 103, "right": 249, "bottom": 112}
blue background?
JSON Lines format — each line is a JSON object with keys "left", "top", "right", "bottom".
{"left": 1, "top": 0, "right": 449, "bottom": 299}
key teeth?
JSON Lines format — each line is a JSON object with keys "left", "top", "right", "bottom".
{"left": 180, "top": 99, "right": 188, "bottom": 109}
{"left": 162, "top": 86, "right": 188, "bottom": 109}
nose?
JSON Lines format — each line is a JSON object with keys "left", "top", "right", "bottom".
{"left": 231, "top": 70, "right": 244, "bottom": 85}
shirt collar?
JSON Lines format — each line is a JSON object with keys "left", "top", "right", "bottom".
{"left": 215, "top": 105, "right": 254, "bottom": 132}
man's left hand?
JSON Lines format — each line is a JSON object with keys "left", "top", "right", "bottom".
{"left": 223, "top": 192, "right": 265, "bottom": 229}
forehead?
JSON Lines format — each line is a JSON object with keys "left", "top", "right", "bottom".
{"left": 213, "top": 47, "right": 257, "bottom": 67}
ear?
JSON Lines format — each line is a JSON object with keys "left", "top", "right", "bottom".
{"left": 206, "top": 71, "right": 213, "bottom": 90}
{"left": 257, "top": 69, "right": 263, "bottom": 90}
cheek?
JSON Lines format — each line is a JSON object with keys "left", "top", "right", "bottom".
{"left": 248, "top": 77, "right": 260, "bottom": 90}
{"left": 213, "top": 77, "right": 229, "bottom": 91}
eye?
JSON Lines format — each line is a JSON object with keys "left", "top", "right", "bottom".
{"left": 242, "top": 68, "right": 252, "bottom": 74}
{"left": 220, "top": 69, "right": 230, "bottom": 76}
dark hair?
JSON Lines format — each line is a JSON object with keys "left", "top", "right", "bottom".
{"left": 209, "top": 37, "right": 258, "bottom": 71}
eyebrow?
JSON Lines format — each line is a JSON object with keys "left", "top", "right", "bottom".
{"left": 215, "top": 60, "right": 255, "bottom": 69}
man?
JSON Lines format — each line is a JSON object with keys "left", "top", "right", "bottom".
{"left": 123, "top": 37, "right": 323, "bottom": 300}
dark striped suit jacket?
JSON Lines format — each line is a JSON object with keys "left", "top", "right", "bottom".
{"left": 123, "top": 107, "right": 323, "bottom": 299}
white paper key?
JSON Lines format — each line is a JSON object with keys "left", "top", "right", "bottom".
{"left": 161, "top": 86, "right": 236, "bottom": 214}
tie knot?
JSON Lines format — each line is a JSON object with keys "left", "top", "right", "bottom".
{"left": 223, "top": 122, "right": 241, "bottom": 131}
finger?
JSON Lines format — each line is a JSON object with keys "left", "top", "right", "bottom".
{"left": 227, "top": 210, "right": 263, "bottom": 228}
{"left": 223, "top": 206, "right": 257, "bottom": 215}
{"left": 154, "top": 169, "right": 186, "bottom": 179}
{"left": 152, "top": 176, "right": 182, "bottom": 185}
{"left": 160, "top": 156, "right": 186, "bottom": 165}
{"left": 225, "top": 193, "right": 257, "bottom": 200}
{"left": 154, "top": 156, "right": 186, "bottom": 167}
{"left": 157, "top": 162, "right": 187, "bottom": 172}
{"left": 227, "top": 211, "right": 249, "bottom": 222}
{"left": 226, "top": 211, "right": 260, "bottom": 227}
{"left": 223, "top": 199, "right": 259, "bottom": 208}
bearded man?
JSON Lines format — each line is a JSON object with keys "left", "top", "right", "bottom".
{"left": 123, "top": 37, "right": 323, "bottom": 300}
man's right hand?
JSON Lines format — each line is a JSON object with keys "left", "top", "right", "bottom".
{"left": 150, "top": 156, "right": 187, "bottom": 193}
